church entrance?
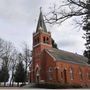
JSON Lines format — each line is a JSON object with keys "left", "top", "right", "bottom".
{"left": 36, "top": 68, "right": 40, "bottom": 83}
{"left": 36, "top": 75, "right": 40, "bottom": 83}
{"left": 64, "top": 69, "right": 67, "bottom": 83}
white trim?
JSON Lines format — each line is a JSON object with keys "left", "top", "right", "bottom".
{"left": 33, "top": 42, "right": 52, "bottom": 48}
{"left": 33, "top": 31, "right": 51, "bottom": 37}
{"left": 55, "top": 67, "right": 59, "bottom": 69}
{"left": 45, "top": 50, "right": 56, "bottom": 61}
{"left": 35, "top": 64, "right": 40, "bottom": 70}
{"left": 33, "top": 32, "right": 39, "bottom": 37}
{"left": 64, "top": 68, "right": 67, "bottom": 70}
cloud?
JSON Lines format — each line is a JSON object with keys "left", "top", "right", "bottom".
{"left": 0, "top": 0, "right": 57, "bottom": 50}
{"left": 0, "top": 0, "right": 44, "bottom": 24}
{"left": 0, "top": 0, "right": 56, "bottom": 23}
{"left": 0, "top": 0, "right": 86, "bottom": 54}
{"left": 58, "top": 40, "right": 77, "bottom": 47}
{"left": 49, "top": 20, "right": 85, "bottom": 55}
{"left": 60, "top": 37, "right": 85, "bottom": 54}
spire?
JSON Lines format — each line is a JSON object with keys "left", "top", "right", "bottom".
{"left": 36, "top": 8, "right": 47, "bottom": 32}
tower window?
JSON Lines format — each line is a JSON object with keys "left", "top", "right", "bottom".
{"left": 43, "top": 37, "right": 46, "bottom": 43}
{"left": 37, "top": 37, "right": 39, "bottom": 43}
{"left": 46, "top": 37, "right": 49, "bottom": 44}
{"left": 34, "top": 39, "right": 37, "bottom": 45}
{"left": 43, "top": 37, "right": 49, "bottom": 44}
{"left": 34, "top": 37, "right": 39, "bottom": 45}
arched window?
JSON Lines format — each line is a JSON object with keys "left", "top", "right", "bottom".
{"left": 34, "top": 39, "right": 37, "bottom": 45}
{"left": 61, "top": 72, "right": 63, "bottom": 79}
{"left": 79, "top": 68, "right": 83, "bottom": 80}
{"left": 43, "top": 37, "right": 45, "bottom": 43}
{"left": 34, "top": 37, "right": 39, "bottom": 45}
{"left": 37, "top": 37, "right": 39, "bottom": 43}
{"left": 70, "top": 67, "right": 74, "bottom": 80}
{"left": 48, "top": 67, "right": 53, "bottom": 80}
{"left": 55, "top": 68, "right": 59, "bottom": 82}
{"left": 64, "top": 69, "right": 67, "bottom": 83}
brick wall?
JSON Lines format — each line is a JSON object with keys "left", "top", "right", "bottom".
{"left": 41, "top": 50, "right": 90, "bottom": 87}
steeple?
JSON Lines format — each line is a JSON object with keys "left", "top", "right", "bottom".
{"left": 36, "top": 8, "right": 47, "bottom": 32}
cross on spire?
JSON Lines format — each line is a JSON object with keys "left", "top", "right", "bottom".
{"left": 40, "top": 7, "right": 42, "bottom": 12}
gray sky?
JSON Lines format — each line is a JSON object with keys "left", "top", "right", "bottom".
{"left": 0, "top": 0, "right": 86, "bottom": 55}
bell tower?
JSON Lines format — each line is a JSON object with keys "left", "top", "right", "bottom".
{"left": 33, "top": 9, "right": 52, "bottom": 57}
{"left": 32, "top": 9, "right": 52, "bottom": 82}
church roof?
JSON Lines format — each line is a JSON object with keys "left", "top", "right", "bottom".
{"left": 36, "top": 9, "right": 47, "bottom": 32}
{"left": 46, "top": 48, "right": 88, "bottom": 65}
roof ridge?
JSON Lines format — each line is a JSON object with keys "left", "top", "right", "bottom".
{"left": 48, "top": 48, "right": 86, "bottom": 57}
{"left": 46, "top": 48, "right": 88, "bottom": 65}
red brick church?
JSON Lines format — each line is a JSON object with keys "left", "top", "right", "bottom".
{"left": 30, "top": 9, "right": 90, "bottom": 87}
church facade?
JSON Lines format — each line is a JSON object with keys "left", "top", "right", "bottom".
{"left": 30, "top": 10, "right": 90, "bottom": 87}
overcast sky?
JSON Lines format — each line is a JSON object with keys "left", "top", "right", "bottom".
{"left": 0, "top": 0, "right": 86, "bottom": 55}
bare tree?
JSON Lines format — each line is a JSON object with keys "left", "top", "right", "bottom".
{"left": 45, "top": 0, "right": 90, "bottom": 63}
{"left": 0, "top": 38, "right": 17, "bottom": 86}
{"left": 45, "top": 0, "right": 87, "bottom": 25}
{"left": 0, "top": 39, "right": 14, "bottom": 69}
{"left": 0, "top": 38, "right": 7, "bottom": 58}
{"left": 22, "top": 43, "right": 32, "bottom": 82}
{"left": 9, "top": 49, "right": 18, "bottom": 86}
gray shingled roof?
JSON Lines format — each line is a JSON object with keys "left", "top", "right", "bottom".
{"left": 46, "top": 48, "right": 88, "bottom": 65}
{"left": 36, "top": 10, "right": 47, "bottom": 32}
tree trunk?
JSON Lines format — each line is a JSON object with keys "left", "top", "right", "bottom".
{"left": 11, "top": 80, "right": 14, "bottom": 87}
{"left": 9, "top": 70, "right": 14, "bottom": 87}
{"left": 4, "top": 82, "right": 6, "bottom": 87}
{"left": 9, "top": 77, "right": 12, "bottom": 86}
{"left": 17, "top": 82, "right": 19, "bottom": 87}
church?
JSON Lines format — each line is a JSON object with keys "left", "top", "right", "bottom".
{"left": 29, "top": 9, "right": 90, "bottom": 87}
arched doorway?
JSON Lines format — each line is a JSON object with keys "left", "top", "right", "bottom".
{"left": 36, "top": 68, "right": 40, "bottom": 83}
{"left": 64, "top": 69, "right": 67, "bottom": 83}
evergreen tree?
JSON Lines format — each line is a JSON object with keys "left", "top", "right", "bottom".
{"left": 0, "top": 59, "right": 9, "bottom": 86}
{"left": 0, "top": 69, "right": 3, "bottom": 83}
{"left": 83, "top": 0, "right": 90, "bottom": 63}
{"left": 14, "top": 61, "right": 26, "bottom": 86}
